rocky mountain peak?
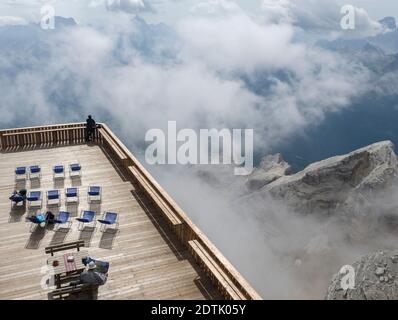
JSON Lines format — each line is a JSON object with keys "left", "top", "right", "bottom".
{"left": 379, "top": 17, "right": 397, "bottom": 31}
{"left": 248, "top": 141, "right": 398, "bottom": 213}
{"left": 246, "top": 153, "right": 291, "bottom": 191}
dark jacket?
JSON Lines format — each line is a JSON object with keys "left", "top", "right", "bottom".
{"left": 86, "top": 118, "right": 96, "bottom": 130}
{"left": 80, "top": 270, "right": 107, "bottom": 285}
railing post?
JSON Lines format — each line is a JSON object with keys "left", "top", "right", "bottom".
{"left": 0, "top": 131, "right": 4, "bottom": 150}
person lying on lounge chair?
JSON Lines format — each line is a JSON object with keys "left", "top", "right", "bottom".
{"left": 26, "top": 211, "right": 56, "bottom": 226}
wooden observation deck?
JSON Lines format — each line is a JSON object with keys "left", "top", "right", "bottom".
{"left": 0, "top": 123, "right": 261, "bottom": 300}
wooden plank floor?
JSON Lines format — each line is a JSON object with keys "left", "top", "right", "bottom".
{"left": 0, "top": 144, "right": 221, "bottom": 300}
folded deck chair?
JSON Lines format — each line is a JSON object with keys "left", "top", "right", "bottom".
{"left": 15, "top": 167, "right": 27, "bottom": 180}
{"left": 27, "top": 191, "right": 42, "bottom": 208}
{"left": 76, "top": 210, "right": 96, "bottom": 230}
{"left": 53, "top": 165, "right": 65, "bottom": 179}
{"left": 98, "top": 212, "right": 119, "bottom": 232}
{"left": 65, "top": 187, "right": 79, "bottom": 204}
{"left": 47, "top": 190, "right": 61, "bottom": 206}
{"left": 54, "top": 211, "right": 72, "bottom": 231}
{"left": 29, "top": 165, "right": 41, "bottom": 179}
{"left": 87, "top": 186, "right": 101, "bottom": 203}
{"left": 69, "top": 163, "right": 82, "bottom": 177}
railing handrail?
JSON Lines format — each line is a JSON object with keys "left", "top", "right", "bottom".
{"left": 99, "top": 123, "right": 261, "bottom": 300}
{"left": 0, "top": 122, "right": 86, "bottom": 133}
{"left": 2, "top": 126, "right": 85, "bottom": 136}
{"left": 0, "top": 122, "right": 262, "bottom": 300}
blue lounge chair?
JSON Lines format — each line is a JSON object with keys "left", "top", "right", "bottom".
{"left": 47, "top": 190, "right": 61, "bottom": 206}
{"left": 69, "top": 163, "right": 81, "bottom": 177}
{"left": 76, "top": 210, "right": 96, "bottom": 230}
{"left": 54, "top": 211, "right": 72, "bottom": 231}
{"left": 53, "top": 165, "right": 65, "bottom": 179}
{"left": 29, "top": 165, "right": 41, "bottom": 179}
{"left": 26, "top": 214, "right": 46, "bottom": 232}
{"left": 65, "top": 187, "right": 79, "bottom": 204}
{"left": 87, "top": 186, "right": 101, "bottom": 203}
{"left": 27, "top": 191, "right": 42, "bottom": 208}
{"left": 15, "top": 167, "right": 27, "bottom": 180}
{"left": 98, "top": 212, "right": 119, "bottom": 232}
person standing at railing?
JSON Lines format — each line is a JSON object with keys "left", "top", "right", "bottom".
{"left": 85, "top": 115, "right": 97, "bottom": 142}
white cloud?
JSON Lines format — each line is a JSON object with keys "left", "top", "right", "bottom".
{"left": 104, "top": 0, "right": 155, "bottom": 13}
{"left": 353, "top": 7, "right": 384, "bottom": 37}
{"left": 0, "top": 11, "right": 370, "bottom": 155}
{"left": 261, "top": 0, "right": 383, "bottom": 38}
{"left": 0, "top": 16, "right": 28, "bottom": 26}
{"left": 177, "top": 14, "right": 304, "bottom": 73}
{"left": 190, "top": 0, "right": 241, "bottom": 16}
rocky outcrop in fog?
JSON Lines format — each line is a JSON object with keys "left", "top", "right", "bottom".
{"left": 245, "top": 153, "right": 291, "bottom": 191}
{"left": 244, "top": 141, "right": 398, "bottom": 299}
{"left": 248, "top": 141, "right": 398, "bottom": 215}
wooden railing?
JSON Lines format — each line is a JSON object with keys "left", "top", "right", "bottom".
{"left": 0, "top": 122, "right": 262, "bottom": 300}
{"left": 0, "top": 123, "right": 101, "bottom": 150}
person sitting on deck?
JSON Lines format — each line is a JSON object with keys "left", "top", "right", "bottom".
{"left": 85, "top": 115, "right": 97, "bottom": 142}
{"left": 70, "top": 261, "right": 107, "bottom": 299}
{"left": 79, "top": 261, "right": 108, "bottom": 285}
{"left": 9, "top": 189, "right": 27, "bottom": 204}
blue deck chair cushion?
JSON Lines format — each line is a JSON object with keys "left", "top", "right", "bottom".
{"left": 98, "top": 212, "right": 118, "bottom": 225}
{"left": 70, "top": 164, "right": 81, "bottom": 172}
{"left": 88, "top": 186, "right": 101, "bottom": 196}
{"left": 66, "top": 188, "right": 78, "bottom": 197}
{"left": 30, "top": 165, "right": 41, "bottom": 173}
{"left": 48, "top": 190, "right": 59, "bottom": 200}
{"left": 77, "top": 211, "right": 95, "bottom": 223}
{"left": 54, "top": 211, "right": 70, "bottom": 224}
{"left": 15, "top": 167, "right": 26, "bottom": 175}
{"left": 27, "top": 191, "right": 41, "bottom": 201}
{"left": 54, "top": 165, "right": 64, "bottom": 174}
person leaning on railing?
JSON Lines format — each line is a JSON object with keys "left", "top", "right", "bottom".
{"left": 85, "top": 115, "right": 101, "bottom": 142}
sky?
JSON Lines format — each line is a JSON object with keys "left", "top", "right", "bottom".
{"left": 336, "top": 0, "right": 398, "bottom": 20}
{"left": 0, "top": 0, "right": 397, "bottom": 26}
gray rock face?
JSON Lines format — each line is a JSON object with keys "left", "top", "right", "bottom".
{"left": 379, "top": 17, "right": 397, "bottom": 31}
{"left": 326, "top": 250, "right": 398, "bottom": 300}
{"left": 256, "top": 141, "right": 398, "bottom": 213}
{"left": 245, "top": 153, "right": 291, "bottom": 191}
